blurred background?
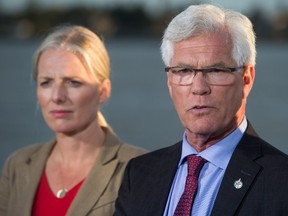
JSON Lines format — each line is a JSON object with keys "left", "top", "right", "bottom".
{"left": 0, "top": 0, "right": 288, "bottom": 170}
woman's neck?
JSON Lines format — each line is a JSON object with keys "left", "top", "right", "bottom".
{"left": 52, "top": 122, "right": 105, "bottom": 165}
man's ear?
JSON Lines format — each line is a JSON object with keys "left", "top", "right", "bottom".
{"left": 242, "top": 65, "right": 255, "bottom": 98}
{"left": 99, "top": 79, "right": 111, "bottom": 104}
{"left": 167, "top": 73, "right": 173, "bottom": 99}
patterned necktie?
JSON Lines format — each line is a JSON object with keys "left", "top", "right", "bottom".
{"left": 174, "top": 155, "right": 207, "bottom": 216}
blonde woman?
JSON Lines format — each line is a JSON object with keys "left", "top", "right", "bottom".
{"left": 0, "top": 25, "right": 146, "bottom": 216}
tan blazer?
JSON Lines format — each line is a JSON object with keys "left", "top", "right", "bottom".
{"left": 0, "top": 127, "right": 146, "bottom": 216}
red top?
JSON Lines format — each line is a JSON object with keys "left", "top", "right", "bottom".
{"left": 32, "top": 172, "right": 85, "bottom": 216}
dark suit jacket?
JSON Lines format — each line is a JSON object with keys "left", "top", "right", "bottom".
{"left": 115, "top": 124, "right": 288, "bottom": 216}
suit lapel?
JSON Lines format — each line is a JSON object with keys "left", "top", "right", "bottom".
{"left": 211, "top": 125, "right": 262, "bottom": 216}
{"left": 142, "top": 143, "right": 182, "bottom": 215}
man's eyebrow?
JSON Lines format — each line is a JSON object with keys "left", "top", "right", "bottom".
{"left": 204, "top": 62, "right": 227, "bottom": 68}
{"left": 172, "top": 60, "right": 231, "bottom": 69}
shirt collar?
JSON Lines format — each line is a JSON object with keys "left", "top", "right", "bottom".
{"left": 179, "top": 118, "right": 247, "bottom": 170}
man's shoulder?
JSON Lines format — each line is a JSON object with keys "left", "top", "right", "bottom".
{"left": 241, "top": 122, "right": 288, "bottom": 160}
{"left": 128, "top": 141, "right": 182, "bottom": 165}
{"left": 239, "top": 127, "right": 288, "bottom": 169}
{"left": 260, "top": 140, "right": 288, "bottom": 163}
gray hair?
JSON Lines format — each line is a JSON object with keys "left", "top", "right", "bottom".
{"left": 161, "top": 4, "right": 256, "bottom": 67}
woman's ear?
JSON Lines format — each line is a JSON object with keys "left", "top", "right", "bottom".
{"left": 99, "top": 79, "right": 111, "bottom": 104}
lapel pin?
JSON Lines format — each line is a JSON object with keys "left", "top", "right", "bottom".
{"left": 234, "top": 178, "right": 243, "bottom": 189}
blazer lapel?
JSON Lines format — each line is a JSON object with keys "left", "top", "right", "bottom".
{"left": 211, "top": 125, "right": 262, "bottom": 216}
{"left": 67, "top": 159, "right": 119, "bottom": 215}
{"left": 15, "top": 141, "right": 55, "bottom": 215}
{"left": 67, "top": 128, "right": 121, "bottom": 216}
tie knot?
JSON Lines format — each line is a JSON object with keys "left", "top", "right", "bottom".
{"left": 187, "top": 155, "right": 207, "bottom": 176}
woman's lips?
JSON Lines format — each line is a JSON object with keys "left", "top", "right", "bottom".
{"left": 50, "top": 110, "right": 72, "bottom": 118}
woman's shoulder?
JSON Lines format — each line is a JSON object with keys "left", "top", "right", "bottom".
{"left": 11, "top": 143, "right": 42, "bottom": 156}
{"left": 5, "top": 141, "right": 54, "bottom": 165}
{"left": 103, "top": 127, "right": 147, "bottom": 161}
{"left": 117, "top": 143, "right": 148, "bottom": 161}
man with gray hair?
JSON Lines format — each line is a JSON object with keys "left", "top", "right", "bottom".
{"left": 115, "top": 4, "right": 288, "bottom": 216}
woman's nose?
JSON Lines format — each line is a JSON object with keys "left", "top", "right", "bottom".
{"left": 52, "top": 84, "right": 67, "bottom": 103}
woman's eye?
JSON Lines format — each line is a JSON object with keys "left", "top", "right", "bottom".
{"left": 39, "top": 80, "right": 51, "bottom": 87}
{"left": 67, "top": 80, "right": 82, "bottom": 87}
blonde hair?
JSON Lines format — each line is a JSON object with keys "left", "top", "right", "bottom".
{"left": 33, "top": 25, "right": 110, "bottom": 127}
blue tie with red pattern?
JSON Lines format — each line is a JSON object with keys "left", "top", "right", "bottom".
{"left": 174, "top": 155, "right": 207, "bottom": 216}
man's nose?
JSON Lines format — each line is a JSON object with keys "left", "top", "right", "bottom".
{"left": 190, "top": 72, "right": 211, "bottom": 95}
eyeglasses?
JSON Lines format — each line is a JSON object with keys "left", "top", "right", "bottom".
{"left": 165, "top": 66, "right": 245, "bottom": 85}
